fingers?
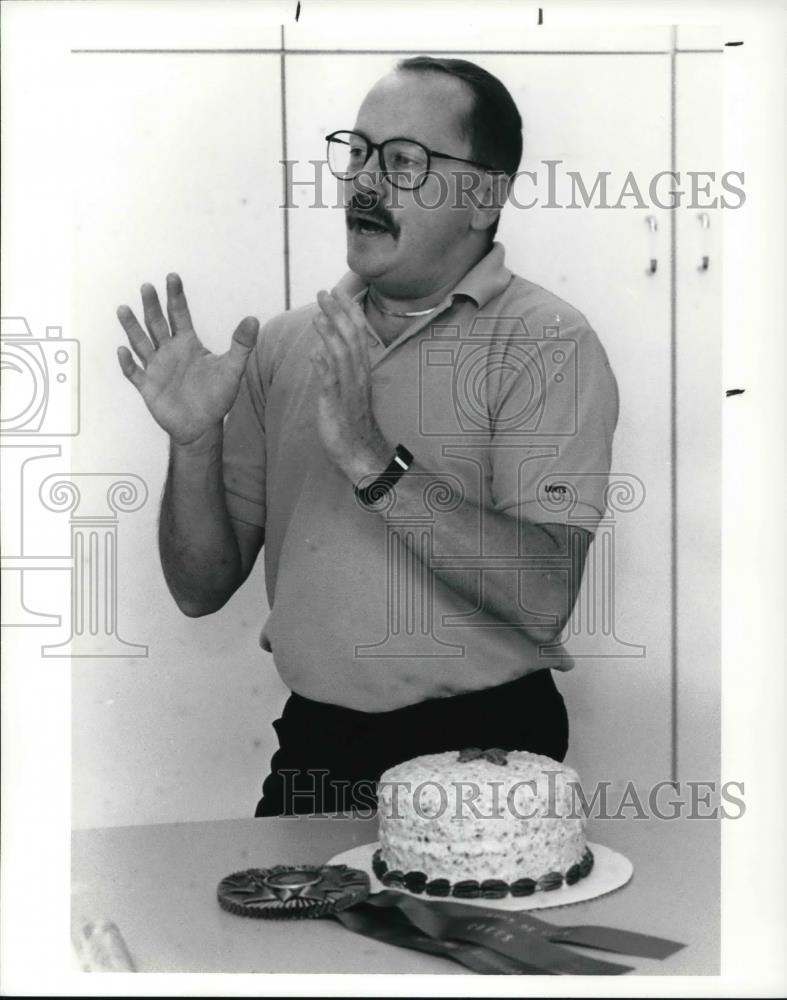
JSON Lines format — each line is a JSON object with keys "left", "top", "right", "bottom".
{"left": 231, "top": 315, "right": 261, "bottom": 352}
{"left": 224, "top": 316, "right": 260, "bottom": 375}
{"left": 317, "top": 289, "right": 359, "bottom": 351}
{"left": 312, "top": 309, "right": 351, "bottom": 383}
{"left": 335, "top": 287, "right": 373, "bottom": 375}
{"left": 116, "top": 345, "right": 145, "bottom": 388}
{"left": 116, "top": 304, "right": 155, "bottom": 366}
{"left": 117, "top": 274, "right": 188, "bottom": 364}
{"left": 314, "top": 288, "right": 370, "bottom": 380}
{"left": 165, "top": 272, "right": 193, "bottom": 336}
{"left": 337, "top": 286, "right": 374, "bottom": 338}
{"left": 140, "top": 282, "right": 171, "bottom": 348}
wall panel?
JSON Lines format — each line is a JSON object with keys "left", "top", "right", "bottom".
{"left": 71, "top": 53, "right": 285, "bottom": 827}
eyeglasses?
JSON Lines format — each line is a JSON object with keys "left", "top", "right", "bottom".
{"left": 325, "top": 129, "right": 496, "bottom": 191}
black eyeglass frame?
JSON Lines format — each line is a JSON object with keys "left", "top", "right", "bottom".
{"left": 325, "top": 129, "right": 498, "bottom": 190}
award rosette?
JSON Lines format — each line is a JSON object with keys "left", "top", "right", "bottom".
{"left": 217, "top": 864, "right": 370, "bottom": 920}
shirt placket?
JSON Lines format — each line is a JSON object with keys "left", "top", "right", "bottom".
{"left": 352, "top": 289, "right": 458, "bottom": 370}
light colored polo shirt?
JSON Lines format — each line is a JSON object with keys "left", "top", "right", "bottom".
{"left": 223, "top": 243, "right": 619, "bottom": 711}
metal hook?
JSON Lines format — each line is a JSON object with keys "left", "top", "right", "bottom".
{"left": 645, "top": 216, "right": 658, "bottom": 276}
{"left": 698, "top": 213, "right": 710, "bottom": 270}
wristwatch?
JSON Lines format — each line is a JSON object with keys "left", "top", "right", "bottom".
{"left": 353, "top": 444, "right": 414, "bottom": 507}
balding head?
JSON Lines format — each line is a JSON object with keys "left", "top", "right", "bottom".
{"left": 338, "top": 60, "right": 517, "bottom": 297}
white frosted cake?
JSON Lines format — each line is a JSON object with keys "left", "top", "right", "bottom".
{"left": 372, "top": 748, "right": 594, "bottom": 899}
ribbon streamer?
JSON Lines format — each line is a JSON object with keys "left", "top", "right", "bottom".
{"left": 365, "top": 892, "right": 632, "bottom": 975}
{"left": 336, "top": 903, "right": 535, "bottom": 974}
{"left": 386, "top": 895, "right": 684, "bottom": 959}
{"left": 541, "top": 920, "right": 683, "bottom": 959}
{"left": 335, "top": 890, "right": 685, "bottom": 975}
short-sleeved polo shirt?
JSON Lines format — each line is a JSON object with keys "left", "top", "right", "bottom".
{"left": 223, "top": 243, "right": 619, "bottom": 711}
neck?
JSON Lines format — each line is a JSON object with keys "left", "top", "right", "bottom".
{"left": 368, "top": 240, "right": 491, "bottom": 317}
{"left": 363, "top": 297, "right": 419, "bottom": 348}
{"left": 367, "top": 286, "right": 440, "bottom": 318}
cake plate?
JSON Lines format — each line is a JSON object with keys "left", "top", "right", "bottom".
{"left": 328, "top": 841, "right": 633, "bottom": 911}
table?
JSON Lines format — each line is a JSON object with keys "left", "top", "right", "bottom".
{"left": 72, "top": 814, "right": 719, "bottom": 974}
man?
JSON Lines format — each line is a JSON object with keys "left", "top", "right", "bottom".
{"left": 116, "top": 57, "right": 618, "bottom": 816}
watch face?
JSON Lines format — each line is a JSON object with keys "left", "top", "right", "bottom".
{"left": 395, "top": 444, "right": 414, "bottom": 468}
{"left": 352, "top": 446, "right": 416, "bottom": 510}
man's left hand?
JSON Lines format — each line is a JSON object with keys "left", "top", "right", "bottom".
{"left": 310, "top": 289, "right": 390, "bottom": 483}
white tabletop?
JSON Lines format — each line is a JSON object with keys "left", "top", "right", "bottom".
{"left": 72, "top": 813, "right": 719, "bottom": 975}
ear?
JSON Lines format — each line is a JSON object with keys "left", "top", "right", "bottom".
{"left": 468, "top": 172, "right": 510, "bottom": 235}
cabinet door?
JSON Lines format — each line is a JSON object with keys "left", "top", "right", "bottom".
{"left": 674, "top": 52, "right": 722, "bottom": 784}
{"left": 489, "top": 54, "right": 674, "bottom": 792}
{"left": 286, "top": 52, "right": 675, "bottom": 791}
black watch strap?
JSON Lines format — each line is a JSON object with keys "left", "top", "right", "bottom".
{"left": 354, "top": 444, "right": 414, "bottom": 506}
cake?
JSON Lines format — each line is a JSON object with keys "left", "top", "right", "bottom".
{"left": 373, "top": 748, "right": 594, "bottom": 899}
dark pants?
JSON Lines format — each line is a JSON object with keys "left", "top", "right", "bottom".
{"left": 254, "top": 669, "right": 568, "bottom": 816}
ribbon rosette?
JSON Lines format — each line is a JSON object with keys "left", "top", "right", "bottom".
{"left": 217, "top": 864, "right": 369, "bottom": 919}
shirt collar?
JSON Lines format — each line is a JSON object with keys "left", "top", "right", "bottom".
{"left": 450, "top": 242, "right": 512, "bottom": 308}
{"left": 335, "top": 241, "right": 512, "bottom": 311}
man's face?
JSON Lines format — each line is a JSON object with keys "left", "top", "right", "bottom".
{"left": 344, "top": 70, "right": 483, "bottom": 296}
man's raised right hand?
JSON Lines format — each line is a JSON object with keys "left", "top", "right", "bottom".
{"left": 116, "top": 273, "right": 260, "bottom": 447}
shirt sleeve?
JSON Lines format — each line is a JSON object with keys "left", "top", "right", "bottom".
{"left": 489, "top": 318, "right": 619, "bottom": 532}
{"left": 222, "top": 331, "right": 267, "bottom": 529}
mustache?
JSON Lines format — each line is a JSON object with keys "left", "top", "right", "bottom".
{"left": 346, "top": 195, "right": 399, "bottom": 236}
